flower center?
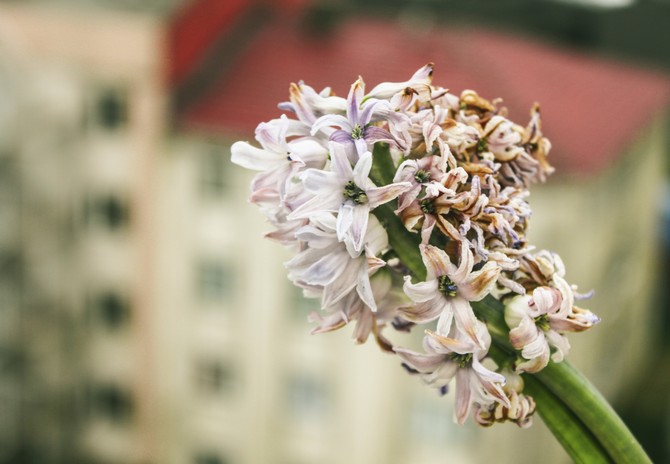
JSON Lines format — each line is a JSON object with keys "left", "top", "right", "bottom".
{"left": 351, "top": 124, "right": 364, "bottom": 140}
{"left": 420, "top": 198, "right": 435, "bottom": 214}
{"left": 438, "top": 275, "right": 458, "bottom": 297}
{"left": 414, "top": 169, "right": 430, "bottom": 184}
{"left": 450, "top": 352, "right": 473, "bottom": 368}
{"left": 343, "top": 181, "right": 368, "bottom": 205}
{"left": 534, "top": 314, "right": 551, "bottom": 331}
{"left": 476, "top": 138, "right": 488, "bottom": 153}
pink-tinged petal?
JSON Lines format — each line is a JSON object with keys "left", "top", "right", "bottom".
{"left": 364, "top": 125, "right": 399, "bottom": 147}
{"left": 393, "top": 347, "right": 446, "bottom": 373}
{"left": 426, "top": 329, "right": 480, "bottom": 354}
{"left": 454, "top": 369, "right": 473, "bottom": 425}
{"left": 287, "top": 192, "right": 342, "bottom": 220}
{"left": 549, "top": 306, "right": 600, "bottom": 332}
{"left": 516, "top": 353, "right": 549, "bottom": 374}
{"left": 329, "top": 142, "right": 354, "bottom": 180}
{"left": 321, "top": 257, "right": 360, "bottom": 308}
{"left": 472, "top": 358, "right": 510, "bottom": 407}
{"left": 546, "top": 330, "right": 570, "bottom": 362}
{"left": 288, "top": 248, "right": 350, "bottom": 287}
{"left": 309, "top": 310, "right": 348, "bottom": 334}
{"left": 398, "top": 297, "right": 445, "bottom": 324}
{"left": 450, "top": 243, "right": 474, "bottom": 285}
{"left": 348, "top": 205, "right": 370, "bottom": 255}
{"left": 336, "top": 204, "right": 354, "bottom": 242}
{"left": 458, "top": 261, "right": 501, "bottom": 301}
{"left": 420, "top": 214, "right": 437, "bottom": 245}
{"left": 312, "top": 113, "right": 352, "bottom": 136}
{"left": 347, "top": 77, "right": 365, "bottom": 123}
{"left": 365, "top": 62, "right": 434, "bottom": 99}
{"left": 403, "top": 275, "right": 438, "bottom": 303}
{"left": 354, "top": 137, "right": 369, "bottom": 158}
{"left": 356, "top": 261, "right": 377, "bottom": 311}
{"left": 508, "top": 315, "right": 540, "bottom": 351}
{"left": 352, "top": 151, "right": 373, "bottom": 187}
{"left": 289, "top": 139, "right": 329, "bottom": 167}
{"left": 352, "top": 309, "right": 374, "bottom": 344}
{"left": 231, "top": 141, "right": 284, "bottom": 171}
{"left": 532, "top": 287, "right": 562, "bottom": 315}
{"left": 331, "top": 130, "right": 354, "bottom": 144}
{"left": 395, "top": 185, "right": 421, "bottom": 213}
{"left": 301, "top": 168, "right": 342, "bottom": 193}
{"left": 520, "top": 329, "right": 548, "bottom": 362}
{"left": 435, "top": 309, "right": 454, "bottom": 337}
{"left": 450, "top": 297, "right": 485, "bottom": 347}
{"left": 367, "top": 182, "right": 412, "bottom": 209}
{"left": 420, "top": 244, "right": 453, "bottom": 280}
{"left": 363, "top": 215, "right": 389, "bottom": 256}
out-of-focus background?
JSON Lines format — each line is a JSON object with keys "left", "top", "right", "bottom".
{"left": 0, "top": 0, "right": 669, "bottom": 463}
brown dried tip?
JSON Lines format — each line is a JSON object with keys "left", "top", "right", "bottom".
{"left": 460, "top": 90, "right": 495, "bottom": 113}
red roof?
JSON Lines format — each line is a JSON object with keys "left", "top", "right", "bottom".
{"left": 168, "top": 0, "right": 253, "bottom": 86}
{"left": 179, "top": 14, "right": 670, "bottom": 176}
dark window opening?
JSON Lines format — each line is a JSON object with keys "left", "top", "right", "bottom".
{"left": 195, "top": 360, "right": 234, "bottom": 395}
{"left": 86, "top": 195, "right": 129, "bottom": 230}
{"left": 88, "top": 384, "right": 133, "bottom": 423}
{"left": 194, "top": 452, "right": 228, "bottom": 464}
{"left": 96, "top": 88, "right": 127, "bottom": 130}
{"left": 89, "top": 292, "right": 129, "bottom": 329}
{"left": 197, "top": 261, "right": 232, "bottom": 303}
{"left": 199, "top": 148, "right": 227, "bottom": 196}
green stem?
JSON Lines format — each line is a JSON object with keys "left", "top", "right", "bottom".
{"left": 522, "top": 374, "right": 612, "bottom": 464}
{"left": 535, "top": 361, "right": 651, "bottom": 464}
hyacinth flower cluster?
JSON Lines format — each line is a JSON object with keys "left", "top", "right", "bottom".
{"left": 232, "top": 62, "right": 612, "bottom": 429}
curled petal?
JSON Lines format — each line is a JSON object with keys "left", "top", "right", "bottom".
{"left": 458, "top": 261, "right": 500, "bottom": 301}
{"left": 403, "top": 276, "right": 439, "bottom": 303}
{"left": 393, "top": 347, "right": 445, "bottom": 373}
{"left": 420, "top": 244, "right": 454, "bottom": 280}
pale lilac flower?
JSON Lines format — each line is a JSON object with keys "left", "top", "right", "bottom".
{"left": 286, "top": 213, "right": 388, "bottom": 311}
{"left": 279, "top": 81, "right": 346, "bottom": 127}
{"left": 308, "top": 270, "right": 408, "bottom": 350}
{"left": 395, "top": 321, "right": 509, "bottom": 424}
{"left": 365, "top": 62, "right": 434, "bottom": 100}
{"left": 289, "top": 142, "right": 411, "bottom": 256}
{"left": 231, "top": 115, "right": 328, "bottom": 201}
{"left": 400, "top": 244, "right": 500, "bottom": 346}
{"left": 311, "top": 77, "right": 401, "bottom": 161}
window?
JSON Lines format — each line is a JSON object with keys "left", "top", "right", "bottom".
{"left": 288, "top": 284, "right": 321, "bottom": 321}
{"left": 199, "top": 146, "right": 227, "bottom": 196}
{"left": 194, "top": 359, "right": 234, "bottom": 396}
{"left": 286, "top": 374, "right": 329, "bottom": 419}
{"left": 85, "top": 195, "right": 130, "bottom": 230}
{"left": 194, "top": 452, "right": 229, "bottom": 464}
{"left": 89, "top": 292, "right": 130, "bottom": 329}
{"left": 95, "top": 87, "right": 127, "bottom": 130}
{"left": 197, "top": 261, "right": 233, "bottom": 303}
{"left": 88, "top": 384, "right": 133, "bottom": 423}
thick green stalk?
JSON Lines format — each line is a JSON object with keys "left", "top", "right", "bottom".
{"left": 522, "top": 375, "right": 612, "bottom": 464}
{"left": 535, "top": 361, "right": 651, "bottom": 464}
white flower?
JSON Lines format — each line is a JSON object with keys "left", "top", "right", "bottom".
{"left": 400, "top": 244, "right": 500, "bottom": 347}
{"left": 231, "top": 115, "right": 328, "bottom": 201}
{"left": 289, "top": 142, "right": 411, "bottom": 256}
{"left": 286, "top": 213, "right": 388, "bottom": 311}
{"left": 505, "top": 285, "right": 599, "bottom": 373}
{"left": 394, "top": 321, "right": 509, "bottom": 424}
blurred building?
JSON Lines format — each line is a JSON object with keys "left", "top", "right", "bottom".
{"left": 0, "top": 1, "right": 668, "bottom": 464}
